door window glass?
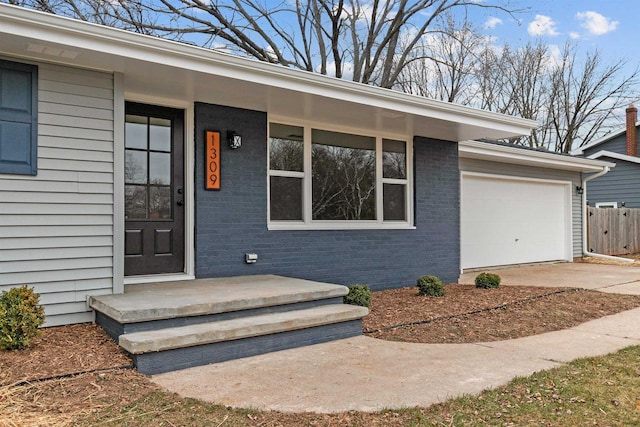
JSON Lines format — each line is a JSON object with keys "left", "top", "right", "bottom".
{"left": 125, "top": 114, "right": 173, "bottom": 220}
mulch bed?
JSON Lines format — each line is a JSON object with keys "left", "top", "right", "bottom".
{"left": 364, "top": 285, "right": 640, "bottom": 343}
{"left": 0, "top": 323, "right": 131, "bottom": 387}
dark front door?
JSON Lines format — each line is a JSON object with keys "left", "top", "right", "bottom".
{"left": 124, "top": 102, "right": 185, "bottom": 276}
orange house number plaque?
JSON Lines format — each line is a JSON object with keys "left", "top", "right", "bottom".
{"left": 205, "top": 131, "right": 221, "bottom": 190}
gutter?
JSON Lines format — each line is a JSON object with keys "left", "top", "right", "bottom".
{"left": 581, "top": 167, "right": 634, "bottom": 263}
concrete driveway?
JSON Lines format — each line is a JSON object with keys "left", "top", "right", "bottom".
{"left": 459, "top": 262, "right": 640, "bottom": 294}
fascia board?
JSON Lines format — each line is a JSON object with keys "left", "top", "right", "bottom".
{"left": 587, "top": 150, "right": 640, "bottom": 165}
{"left": 460, "top": 140, "right": 615, "bottom": 172}
{"left": 0, "top": 3, "right": 536, "bottom": 137}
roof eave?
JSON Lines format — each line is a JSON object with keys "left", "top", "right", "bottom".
{"left": 0, "top": 3, "right": 536, "bottom": 140}
{"left": 587, "top": 150, "right": 640, "bottom": 165}
{"left": 460, "top": 140, "right": 615, "bottom": 173}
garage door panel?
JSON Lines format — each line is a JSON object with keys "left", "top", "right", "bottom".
{"left": 461, "top": 175, "right": 569, "bottom": 269}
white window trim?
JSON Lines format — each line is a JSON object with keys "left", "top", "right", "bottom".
{"left": 595, "top": 202, "right": 618, "bottom": 208}
{"left": 267, "top": 116, "right": 414, "bottom": 230}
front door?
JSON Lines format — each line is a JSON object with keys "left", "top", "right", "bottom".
{"left": 124, "top": 102, "right": 185, "bottom": 276}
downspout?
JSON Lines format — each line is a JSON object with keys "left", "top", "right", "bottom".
{"left": 582, "top": 167, "right": 634, "bottom": 262}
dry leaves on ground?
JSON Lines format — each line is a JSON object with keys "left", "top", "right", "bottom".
{"left": 364, "top": 285, "right": 640, "bottom": 343}
{"left": 0, "top": 323, "right": 131, "bottom": 387}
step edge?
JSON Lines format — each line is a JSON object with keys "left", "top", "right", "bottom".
{"left": 120, "top": 305, "right": 368, "bottom": 354}
{"left": 91, "top": 288, "right": 349, "bottom": 323}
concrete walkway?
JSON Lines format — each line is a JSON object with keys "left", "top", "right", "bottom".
{"left": 151, "top": 264, "right": 640, "bottom": 413}
{"left": 152, "top": 308, "right": 640, "bottom": 413}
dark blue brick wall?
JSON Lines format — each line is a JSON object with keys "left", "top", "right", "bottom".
{"left": 194, "top": 103, "right": 460, "bottom": 290}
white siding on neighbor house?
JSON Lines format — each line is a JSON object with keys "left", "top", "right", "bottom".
{"left": 459, "top": 158, "right": 583, "bottom": 258}
{"left": 0, "top": 61, "right": 114, "bottom": 327}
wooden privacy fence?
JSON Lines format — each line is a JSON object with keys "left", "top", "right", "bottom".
{"left": 587, "top": 207, "right": 640, "bottom": 256}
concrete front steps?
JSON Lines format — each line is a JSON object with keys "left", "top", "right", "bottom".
{"left": 90, "top": 275, "right": 368, "bottom": 375}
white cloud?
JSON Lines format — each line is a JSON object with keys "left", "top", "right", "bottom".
{"left": 527, "top": 15, "right": 559, "bottom": 37}
{"left": 318, "top": 60, "right": 354, "bottom": 80}
{"left": 569, "top": 31, "right": 580, "bottom": 40}
{"left": 483, "top": 17, "right": 502, "bottom": 30}
{"left": 544, "top": 44, "right": 563, "bottom": 70}
{"left": 576, "top": 11, "right": 618, "bottom": 35}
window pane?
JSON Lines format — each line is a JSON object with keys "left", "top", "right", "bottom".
{"left": 150, "top": 152, "right": 171, "bottom": 185}
{"left": 312, "top": 129, "right": 376, "bottom": 220}
{"left": 125, "top": 115, "right": 147, "bottom": 149}
{"left": 383, "top": 139, "right": 406, "bottom": 179}
{"left": 125, "top": 185, "right": 147, "bottom": 219}
{"left": 270, "top": 176, "right": 303, "bottom": 221}
{"left": 149, "top": 186, "right": 172, "bottom": 219}
{"left": 125, "top": 150, "right": 147, "bottom": 184}
{"left": 269, "top": 123, "right": 304, "bottom": 172}
{"left": 383, "top": 183, "right": 406, "bottom": 221}
{"left": 149, "top": 117, "right": 171, "bottom": 152}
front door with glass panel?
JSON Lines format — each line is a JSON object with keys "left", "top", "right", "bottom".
{"left": 124, "top": 102, "right": 185, "bottom": 276}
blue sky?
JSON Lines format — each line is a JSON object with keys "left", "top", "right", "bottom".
{"left": 469, "top": 0, "right": 637, "bottom": 81}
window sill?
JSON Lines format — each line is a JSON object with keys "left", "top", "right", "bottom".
{"left": 267, "top": 222, "right": 416, "bottom": 231}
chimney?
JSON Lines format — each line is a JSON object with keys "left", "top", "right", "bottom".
{"left": 626, "top": 104, "right": 638, "bottom": 157}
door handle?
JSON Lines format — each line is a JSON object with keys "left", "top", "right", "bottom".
{"left": 177, "top": 200, "right": 184, "bottom": 207}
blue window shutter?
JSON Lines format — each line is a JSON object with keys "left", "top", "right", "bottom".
{"left": 0, "top": 60, "right": 38, "bottom": 175}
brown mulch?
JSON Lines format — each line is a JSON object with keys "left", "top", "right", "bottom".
{"left": 0, "top": 323, "right": 131, "bottom": 387}
{"left": 364, "top": 285, "right": 640, "bottom": 343}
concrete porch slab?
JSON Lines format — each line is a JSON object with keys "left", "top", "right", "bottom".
{"left": 90, "top": 275, "right": 348, "bottom": 323}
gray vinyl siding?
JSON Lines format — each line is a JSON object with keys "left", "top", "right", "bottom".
{"left": 583, "top": 132, "right": 629, "bottom": 158}
{"left": 585, "top": 157, "right": 640, "bottom": 208}
{"left": 581, "top": 129, "right": 640, "bottom": 209}
{"left": 0, "top": 60, "right": 114, "bottom": 327}
{"left": 459, "top": 158, "right": 583, "bottom": 258}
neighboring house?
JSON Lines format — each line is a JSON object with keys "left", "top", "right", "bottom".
{"left": 0, "top": 4, "right": 612, "bottom": 328}
{"left": 571, "top": 105, "right": 640, "bottom": 208}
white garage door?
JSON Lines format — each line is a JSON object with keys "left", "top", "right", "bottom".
{"left": 461, "top": 174, "right": 571, "bottom": 269}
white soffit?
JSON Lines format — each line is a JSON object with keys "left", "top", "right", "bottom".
{"left": 0, "top": 4, "right": 536, "bottom": 141}
{"left": 459, "top": 140, "right": 615, "bottom": 172}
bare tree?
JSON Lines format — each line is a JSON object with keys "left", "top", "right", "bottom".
{"left": 5, "top": 0, "right": 516, "bottom": 88}
{"left": 396, "top": 13, "right": 483, "bottom": 104}
{"left": 476, "top": 42, "right": 553, "bottom": 148}
{"left": 474, "top": 41, "right": 639, "bottom": 152}
{"left": 7, "top": 0, "right": 636, "bottom": 152}
{"left": 547, "top": 43, "right": 638, "bottom": 153}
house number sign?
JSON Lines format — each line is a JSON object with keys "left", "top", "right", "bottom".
{"left": 205, "top": 131, "right": 221, "bottom": 190}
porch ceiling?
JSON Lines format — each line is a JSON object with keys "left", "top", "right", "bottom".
{"left": 0, "top": 4, "right": 537, "bottom": 141}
